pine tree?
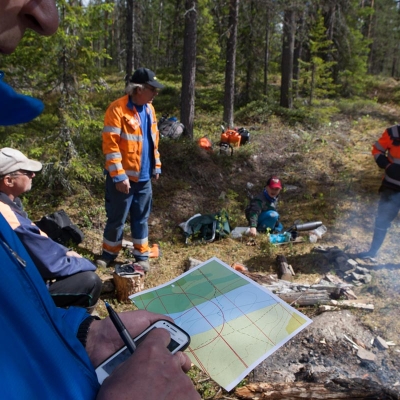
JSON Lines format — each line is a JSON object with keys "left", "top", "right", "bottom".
{"left": 298, "top": 10, "right": 338, "bottom": 105}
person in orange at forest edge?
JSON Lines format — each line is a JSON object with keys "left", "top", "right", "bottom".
{"left": 97, "top": 68, "right": 163, "bottom": 273}
{"left": 357, "top": 124, "right": 400, "bottom": 259}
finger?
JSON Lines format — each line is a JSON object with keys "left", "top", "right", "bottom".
{"left": 119, "top": 311, "right": 174, "bottom": 337}
{"left": 175, "top": 351, "right": 192, "bottom": 373}
{"left": 137, "top": 327, "right": 172, "bottom": 351}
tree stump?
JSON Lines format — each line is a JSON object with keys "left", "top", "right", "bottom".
{"left": 276, "top": 254, "right": 294, "bottom": 281}
{"left": 112, "top": 271, "right": 145, "bottom": 303}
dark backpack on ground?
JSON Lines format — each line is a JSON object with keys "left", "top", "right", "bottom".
{"left": 238, "top": 127, "right": 250, "bottom": 145}
{"left": 183, "top": 211, "right": 231, "bottom": 244}
{"left": 35, "top": 209, "right": 84, "bottom": 246}
{"left": 158, "top": 115, "right": 185, "bottom": 139}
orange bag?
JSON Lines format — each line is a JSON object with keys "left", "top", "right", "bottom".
{"left": 198, "top": 136, "right": 213, "bottom": 151}
{"left": 220, "top": 129, "right": 241, "bottom": 147}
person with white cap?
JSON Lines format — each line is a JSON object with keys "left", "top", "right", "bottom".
{"left": 0, "top": 147, "right": 102, "bottom": 311}
{"left": 97, "top": 67, "right": 164, "bottom": 272}
{"left": 245, "top": 176, "right": 284, "bottom": 237}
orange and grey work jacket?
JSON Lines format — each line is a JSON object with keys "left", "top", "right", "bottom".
{"left": 372, "top": 125, "right": 400, "bottom": 191}
{"left": 102, "top": 95, "right": 161, "bottom": 182}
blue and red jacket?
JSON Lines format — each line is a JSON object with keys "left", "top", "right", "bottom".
{"left": 0, "top": 212, "right": 99, "bottom": 398}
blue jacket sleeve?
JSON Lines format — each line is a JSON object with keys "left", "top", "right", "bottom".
{"left": 57, "top": 306, "right": 93, "bottom": 335}
{"left": 0, "top": 212, "right": 100, "bottom": 399}
{"left": 13, "top": 213, "right": 96, "bottom": 280}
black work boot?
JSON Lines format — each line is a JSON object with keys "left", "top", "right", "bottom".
{"left": 357, "top": 227, "right": 387, "bottom": 259}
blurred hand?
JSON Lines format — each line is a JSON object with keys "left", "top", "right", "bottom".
{"left": 86, "top": 310, "right": 173, "bottom": 368}
{"left": 66, "top": 250, "right": 82, "bottom": 258}
{"left": 249, "top": 227, "right": 257, "bottom": 237}
{"left": 97, "top": 328, "right": 200, "bottom": 400}
{"left": 115, "top": 179, "right": 130, "bottom": 194}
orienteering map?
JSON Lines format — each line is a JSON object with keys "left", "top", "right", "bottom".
{"left": 129, "top": 257, "right": 312, "bottom": 391}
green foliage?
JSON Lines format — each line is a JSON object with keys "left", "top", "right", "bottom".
{"left": 298, "top": 11, "right": 339, "bottom": 104}
{"left": 336, "top": 97, "right": 380, "bottom": 117}
{"left": 0, "top": 0, "right": 114, "bottom": 194}
{"left": 337, "top": 25, "right": 370, "bottom": 97}
{"left": 197, "top": 0, "right": 223, "bottom": 73}
{"left": 235, "top": 97, "right": 276, "bottom": 125}
{"left": 275, "top": 100, "right": 339, "bottom": 128}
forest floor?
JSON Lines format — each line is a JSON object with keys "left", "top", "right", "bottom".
{"left": 49, "top": 89, "right": 400, "bottom": 398}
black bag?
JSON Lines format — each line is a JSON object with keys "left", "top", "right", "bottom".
{"left": 182, "top": 211, "right": 231, "bottom": 244}
{"left": 238, "top": 127, "right": 250, "bottom": 145}
{"left": 35, "top": 210, "right": 84, "bottom": 246}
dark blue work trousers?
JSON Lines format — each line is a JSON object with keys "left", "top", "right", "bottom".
{"left": 375, "top": 187, "right": 400, "bottom": 230}
{"left": 102, "top": 174, "right": 152, "bottom": 262}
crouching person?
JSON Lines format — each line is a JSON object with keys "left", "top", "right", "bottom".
{"left": 0, "top": 148, "right": 102, "bottom": 311}
{"left": 245, "top": 176, "right": 283, "bottom": 237}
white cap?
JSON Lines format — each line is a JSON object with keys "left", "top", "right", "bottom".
{"left": 0, "top": 148, "right": 42, "bottom": 176}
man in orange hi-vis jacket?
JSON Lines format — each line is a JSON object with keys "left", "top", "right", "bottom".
{"left": 97, "top": 68, "right": 164, "bottom": 272}
{"left": 357, "top": 124, "right": 400, "bottom": 259}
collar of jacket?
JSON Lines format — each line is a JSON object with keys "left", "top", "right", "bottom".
{"left": 0, "top": 191, "right": 28, "bottom": 218}
{"left": 263, "top": 189, "right": 278, "bottom": 204}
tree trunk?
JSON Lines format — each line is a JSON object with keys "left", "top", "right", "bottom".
{"left": 180, "top": 0, "right": 197, "bottom": 140}
{"left": 293, "top": 12, "right": 305, "bottom": 99}
{"left": 280, "top": 9, "right": 296, "bottom": 108}
{"left": 125, "top": 0, "right": 134, "bottom": 81}
{"left": 310, "top": 62, "right": 316, "bottom": 105}
{"left": 223, "top": 0, "right": 239, "bottom": 128}
{"left": 243, "top": 0, "right": 255, "bottom": 104}
{"left": 263, "top": 5, "right": 271, "bottom": 96}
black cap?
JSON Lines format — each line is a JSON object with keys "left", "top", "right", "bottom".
{"left": 130, "top": 67, "right": 164, "bottom": 89}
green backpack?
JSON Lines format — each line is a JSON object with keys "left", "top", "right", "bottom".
{"left": 184, "top": 211, "right": 231, "bottom": 244}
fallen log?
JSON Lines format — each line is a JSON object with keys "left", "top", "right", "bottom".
{"left": 331, "top": 300, "right": 374, "bottom": 311}
{"left": 277, "top": 290, "right": 331, "bottom": 306}
{"left": 235, "top": 378, "right": 400, "bottom": 399}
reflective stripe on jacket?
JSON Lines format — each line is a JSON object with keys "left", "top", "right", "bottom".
{"left": 372, "top": 125, "right": 400, "bottom": 189}
{"left": 102, "top": 95, "right": 161, "bottom": 182}
{"left": 0, "top": 212, "right": 99, "bottom": 398}
{"left": 0, "top": 200, "right": 96, "bottom": 280}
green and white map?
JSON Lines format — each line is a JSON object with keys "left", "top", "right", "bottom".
{"left": 130, "top": 257, "right": 312, "bottom": 391}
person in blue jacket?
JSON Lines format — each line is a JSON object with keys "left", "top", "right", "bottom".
{"left": 0, "top": 2, "right": 200, "bottom": 399}
{"left": 0, "top": 147, "right": 102, "bottom": 310}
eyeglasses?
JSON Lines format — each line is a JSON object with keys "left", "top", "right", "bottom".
{"left": 144, "top": 85, "right": 158, "bottom": 94}
{"left": 10, "top": 171, "right": 35, "bottom": 178}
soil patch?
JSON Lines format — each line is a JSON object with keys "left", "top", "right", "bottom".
{"left": 251, "top": 312, "right": 399, "bottom": 389}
